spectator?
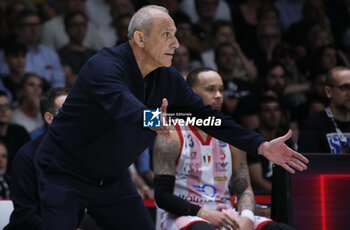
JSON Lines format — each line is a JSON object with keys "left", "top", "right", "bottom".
{"left": 98, "top": 0, "right": 135, "bottom": 47}
{"left": 248, "top": 96, "right": 291, "bottom": 194}
{"left": 215, "top": 43, "right": 257, "bottom": 117}
{"left": 113, "top": 13, "right": 132, "bottom": 45}
{"left": 0, "top": 10, "right": 66, "bottom": 88}
{"left": 58, "top": 11, "right": 97, "bottom": 87}
{"left": 286, "top": 0, "right": 327, "bottom": 59}
{"left": 254, "top": 20, "right": 281, "bottom": 71}
{"left": 0, "top": 0, "right": 36, "bottom": 49}
{"left": 179, "top": 0, "right": 231, "bottom": 24}
{"left": 4, "top": 87, "right": 69, "bottom": 230}
{"left": 41, "top": 0, "right": 103, "bottom": 51}
{"left": 0, "top": 90, "right": 30, "bottom": 173}
{"left": 191, "top": 0, "right": 222, "bottom": 51}
{"left": 2, "top": 41, "right": 27, "bottom": 106}
{"left": 202, "top": 20, "right": 257, "bottom": 81}
{"left": 259, "top": 61, "right": 299, "bottom": 145}
{"left": 272, "top": 43, "right": 309, "bottom": 106}
{"left": 230, "top": 0, "right": 261, "bottom": 59}
{"left": 172, "top": 43, "right": 201, "bottom": 77}
{"left": 0, "top": 141, "right": 10, "bottom": 199}
{"left": 307, "top": 24, "right": 334, "bottom": 56}
{"left": 173, "top": 12, "right": 202, "bottom": 57}
{"left": 135, "top": 148, "right": 154, "bottom": 187}
{"left": 298, "top": 66, "right": 350, "bottom": 154}
{"left": 10, "top": 73, "right": 44, "bottom": 133}
{"left": 85, "top": 0, "right": 111, "bottom": 31}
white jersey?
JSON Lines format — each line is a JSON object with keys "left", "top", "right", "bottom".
{"left": 158, "top": 125, "right": 272, "bottom": 230}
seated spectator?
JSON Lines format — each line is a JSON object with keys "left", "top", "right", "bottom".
{"left": 2, "top": 41, "right": 27, "bottom": 106}
{"left": 215, "top": 43, "right": 257, "bottom": 117}
{"left": 4, "top": 87, "right": 69, "bottom": 230}
{"left": 272, "top": 43, "right": 309, "bottom": 106}
{"left": 172, "top": 43, "right": 201, "bottom": 77}
{"left": 10, "top": 73, "right": 44, "bottom": 133}
{"left": 0, "top": 90, "right": 30, "bottom": 174}
{"left": 153, "top": 67, "right": 294, "bottom": 230}
{"left": 248, "top": 96, "right": 292, "bottom": 194}
{"left": 41, "top": 0, "right": 103, "bottom": 51}
{"left": 173, "top": 12, "right": 202, "bottom": 59}
{"left": 309, "top": 45, "right": 350, "bottom": 75}
{"left": 0, "top": 0, "right": 35, "bottom": 49}
{"left": 179, "top": 0, "right": 231, "bottom": 24}
{"left": 58, "top": 11, "right": 97, "bottom": 87}
{"left": 298, "top": 66, "right": 350, "bottom": 154}
{"left": 98, "top": 0, "right": 135, "bottom": 47}
{"left": 189, "top": 0, "right": 224, "bottom": 51}
{"left": 259, "top": 61, "right": 299, "bottom": 144}
{"left": 113, "top": 13, "right": 132, "bottom": 45}
{"left": 0, "top": 10, "right": 66, "bottom": 88}
{"left": 0, "top": 141, "right": 10, "bottom": 199}
{"left": 307, "top": 24, "right": 334, "bottom": 56}
{"left": 230, "top": 0, "right": 261, "bottom": 59}
{"left": 254, "top": 20, "right": 281, "bottom": 71}
{"left": 202, "top": 20, "right": 257, "bottom": 81}
{"left": 286, "top": 0, "right": 328, "bottom": 60}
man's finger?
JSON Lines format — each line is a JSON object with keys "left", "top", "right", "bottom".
{"left": 282, "top": 163, "right": 295, "bottom": 174}
{"left": 292, "top": 151, "right": 309, "bottom": 164}
{"left": 225, "top": 214, "right": 240, "bottom": 229}
{"left": 280, "top": 129, "right": 293, "bottom": 141}
{"left": 160, "top": 98, "right": 168, "bottom": 114}
{"left": 290, "top": 158, "right": 307, "bottom": 170}
{"left": 287, "top": 160, "right": 304, "bottom": 171}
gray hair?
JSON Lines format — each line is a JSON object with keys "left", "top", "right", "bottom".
{"left": 127, "top": 5, "right": 169, "bottom": 40}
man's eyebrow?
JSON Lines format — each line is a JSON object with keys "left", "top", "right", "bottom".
{"left": 165, "top": 28, "right": 177, "bottom": 33}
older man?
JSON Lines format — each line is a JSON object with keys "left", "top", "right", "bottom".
{"left": 35, "top": 5, "right": 307, "bottom": 230}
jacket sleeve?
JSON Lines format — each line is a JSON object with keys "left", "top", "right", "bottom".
{"left": 7, "top": 149, "right": 42, "bottom": 229}
{"left": 79, "top": 56, "right": 147, "bottom": 126}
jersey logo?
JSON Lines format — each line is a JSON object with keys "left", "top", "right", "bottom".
{"left": 202, "top": 151, "right": 212, "bottom": 164}
{"left": 192, "top": 184, "right": 217, "bottom": 197}
{"left": 215, "top": 162, "right": 228, "bottom": 172}
{"left": 326, "top": 132, "right": 350, "bottom": 154}
{"left": 143, "top": 109, "right": 161, "bottom": 127}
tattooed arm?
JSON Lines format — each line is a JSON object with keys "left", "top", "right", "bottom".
{"left": 153, "top": 130, "right": 181, "bottom": 176}
{"left": 230, "top": 145, "right": 255, "bottom": 229}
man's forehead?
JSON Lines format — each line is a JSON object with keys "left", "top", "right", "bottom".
{"left": 198, "top": 71, "right": 223, "bottom": 86}
{"left": 152, "top": 13, "right": 176, "bottom": 29}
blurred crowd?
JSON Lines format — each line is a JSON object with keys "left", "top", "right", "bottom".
{"left": 1, "top": 0, "right": 350, "bottom": 199}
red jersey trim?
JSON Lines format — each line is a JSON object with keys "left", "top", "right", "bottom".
{"left": 189, "top": 125, "right": 212, "bottom": 145}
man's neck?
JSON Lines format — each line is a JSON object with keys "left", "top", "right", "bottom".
{"left": 8, "top": 72, "right": 24, "bottom": 83}
{"left": 329, "top": 104, "right": 350, "bottom": 122}
{"left": 258, "top": 127, "right": 277, "bottom": 141}
{"left": 219, "top": 70, "right": 235, "bottom": 81}
{"left": 196, "top": 127, "right": 208, "bottom": 141}
{"left": 19, "top": 101, "right": 40, "bottom": 118}
{"left": 0, "top": 123, "right": 8, "bottom": 137}
{"left": 129, "top": 40, "right": 158, "bottom": 78}
{"left": 67, "top": 42, "right": 86, "bottom": 52}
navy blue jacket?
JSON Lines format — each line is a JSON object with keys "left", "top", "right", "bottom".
{"left": 5, "top": 135, "right": 43, "bottom": 230}
{"left": 36, "top": 42, "right": 265, "bottom": 180}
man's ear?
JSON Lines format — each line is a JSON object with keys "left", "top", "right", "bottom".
{"left": 325, "top": 85, "right": 332, "bottom": 99}
{"left": 133, "top": 31, "right": 145, "bottom": 48}
{"left": 44, "top": 112, "right": 54, "bottom": 125}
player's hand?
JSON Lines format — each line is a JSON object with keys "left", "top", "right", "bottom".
{"left": 198, "top": 208, "right": 240, "bottom": 229}
{"left": 238, "top": 217, "right": 253, "bottom": 230}
{"left": 258, "top": 129, "right": 309, "bottom": 174}
{"left": 149, "top": 98, "right": 172, "bottom": 141}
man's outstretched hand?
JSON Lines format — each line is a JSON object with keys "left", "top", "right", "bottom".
{"left": 258, "top": 129, "right": 309, "bottom": 174}
{"left": 149, "top": 98, "right": 172, "bottom": 140}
